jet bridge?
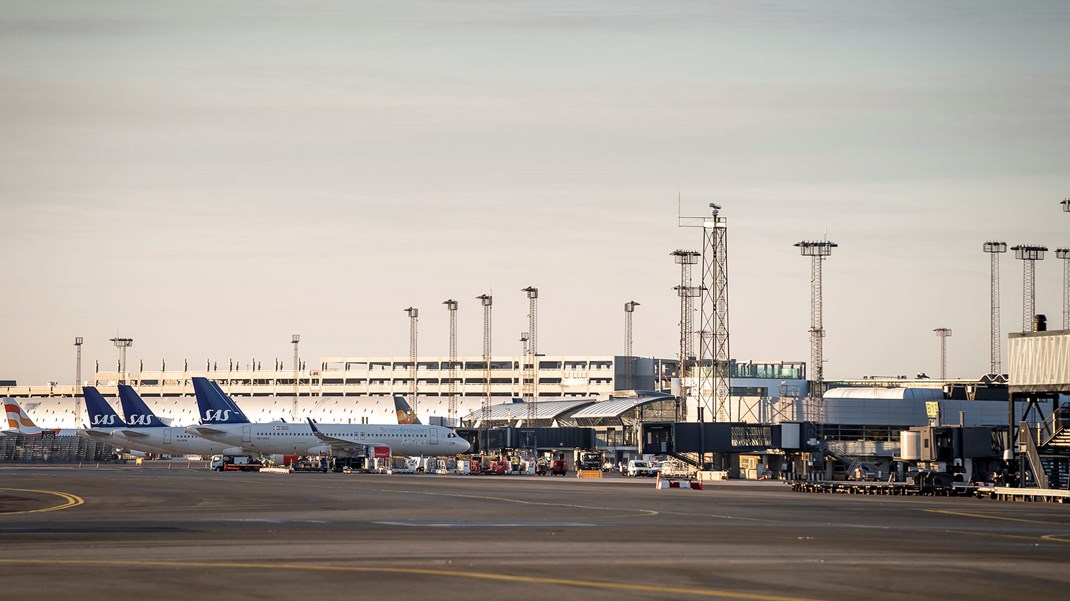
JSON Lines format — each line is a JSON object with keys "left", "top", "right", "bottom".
{"left": 640, "top": 421, "right": 808, "bottom": 473}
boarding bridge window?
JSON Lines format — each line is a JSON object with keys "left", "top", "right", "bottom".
{"left": 730, "top": 387, "right": 768, "bottom": 397}
{"left": 730, "top": 426, "right": 772, "bottom": 448}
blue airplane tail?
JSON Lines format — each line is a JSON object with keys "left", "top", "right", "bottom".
{"left": 192, "top": 377, "right": 249, "bottom": 424}
{"left": 118, "top": 385, "right": 166, "bottom": 427}
{"left": 83, "top": 386, "right": 126, "bottom": 428}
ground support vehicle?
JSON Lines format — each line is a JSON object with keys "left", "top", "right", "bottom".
{"left": 574, "top": 450, "right": 603, "bottom": 472}
{"left": 627, "top": 459, "right": 659, "bottom": 477}
{"left": 210, "top": 455, "right": 262, "bottom": 472}
{"left": 549, "top": 452, "right": 568, "bottom": 476}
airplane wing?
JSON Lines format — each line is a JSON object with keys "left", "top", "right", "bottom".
{"left": 119, "top": 429, "right": 150, "bottom": 438}
{"left": 80, "top": 429, "right": 117, "bottom": 440}
{"left": 307, "top": 419, "right": 389, "bottom": 457}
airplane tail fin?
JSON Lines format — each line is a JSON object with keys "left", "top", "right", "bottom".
{"left": 393, "top": 394, "right": 421, "bottom": 425}
{"left": 83, "top": 387, "right": 126, "bottom": 428}
{"left": 117, "top": 385, "right": 166, "bottom": 428}
{"left": 191, "top": 377, "right": 250, "bottom": 424}
{"left": 4, "top": 397, "right": 42, "bottom": 434}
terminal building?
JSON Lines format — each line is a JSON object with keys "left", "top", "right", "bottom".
{"left": 3, "top": 353, "right": 1040, "bottom": 475}
{"left": 6, "top": 343, "right": 1066, "bottom": 486}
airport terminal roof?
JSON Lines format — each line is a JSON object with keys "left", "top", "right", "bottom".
{"left": 571, "top": 392, "right": 675, "bottom": 419}
{"left": 467, "top": 398, "right": 596, "bottom": 422}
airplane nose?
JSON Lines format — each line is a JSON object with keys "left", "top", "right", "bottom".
{"left": 458, "top": 439, "right": 471, "bottom": 453}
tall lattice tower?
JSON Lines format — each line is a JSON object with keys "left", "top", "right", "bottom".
{"left": 795, "top": 240, "right": 837, "bottom": 426}
{"left": 404, "top": 307, "right": 419, "bottom": 415}
{"left": 477, "top": 293, "right": 493, "bottom": 427}
{"left": 624, "top": 301, "right": 639, "bottom": 389}
{"left": 671, "top": 249, "right": 700, "bottom": 419}
{"left": 110, "top": 336, "right": 133, "bottom": 385}
{"left": 73, "top": 337, "right": 83, "bottom": 425}
{"left": 522, "top": 286, "right": 539, "bottom": 423}
{"left": 290, "top": 334, "right": 300, "bottom": 421}
{"left": 983, "top": 242, "right": 1007, "bottom": 375}
{"left": 678, "top": 204, "right": 730, "bottom": 423}
{"left": 1011, "top": 245, "right": 1047, "bottom": 332}
{"left": 1057, "top": 249, "right": 1070, "bottom": 330}
{"left": 933, "top": 328, "right": 952, "bottom": 379}
{"left": 443, "top": 299, "right": 459, "bottom": 426}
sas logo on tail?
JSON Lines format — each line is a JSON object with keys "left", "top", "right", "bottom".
{"left": 92, "top": 415, "right": 117, "bottom": 426}
{"left": 127, "top": 415, "right": 153, "bottom": 426}
{"left": 204, "top": 409, "right": 234, "bottom": 421}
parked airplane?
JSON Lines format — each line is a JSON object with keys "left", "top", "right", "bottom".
{"left": 186, "top": 377, "right": 470, "bottom": 458}
{"left": 77, "top": 386, "right": 159, "bottom": 454}
{"left": 114, "top": 384, "right": 246, "bottom": 456}
{"left": 3, "top": 397, "right": 79, "bottom": 437}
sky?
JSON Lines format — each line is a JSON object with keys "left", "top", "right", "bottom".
{"left": 1, "top": 0, "right": 1068, "bottom": 386}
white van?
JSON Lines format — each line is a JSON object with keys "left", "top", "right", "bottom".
{"left": 627, "top": 459, "right": 659, "bottom": 477}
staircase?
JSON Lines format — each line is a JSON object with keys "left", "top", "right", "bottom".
{"left": 669, "top": 451, "right": 703, "bottom": 468}
{"left": 1038, "top": 453, "right": 1070, "bottom": 489}
{"left": 822, "top": 440, "right": 851, "bottom": 466}
{"left": 1042, "top": 403, "right": 1070, "bottom": 447}
{"left": 1022, "top": 404, "right": 1070, "bottom": 490}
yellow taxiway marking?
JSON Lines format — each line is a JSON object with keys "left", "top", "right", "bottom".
{"left": 925, "top": 508, "right": 1068, "bottom": 526}
{"left": 6, "top": 558, "right": 824, "bottom": 601}
{"left": 0, "top": 488, "right": 84, "bottom": 515}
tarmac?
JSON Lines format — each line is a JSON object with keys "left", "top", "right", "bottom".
{"left": 2, "top": 461, "right": 1069, "bottom": 601}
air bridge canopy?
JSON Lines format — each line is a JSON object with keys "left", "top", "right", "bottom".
{"left": 1008, "top": 331, "right": 1070, "bottom": 394}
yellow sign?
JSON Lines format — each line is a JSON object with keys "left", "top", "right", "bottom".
{"left": 925, "top": 402, "right": 940, "bottom": 418}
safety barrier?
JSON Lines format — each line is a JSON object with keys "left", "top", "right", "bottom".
{"left": 655, "top": 472, "right": 704, "bottom": 490}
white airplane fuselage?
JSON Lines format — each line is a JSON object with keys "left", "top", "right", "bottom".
{"left": 115, "top": 427, "right": 244, "bottom": 456}
{"left": 188, "top": 423, "right": 469, "bottom": 457}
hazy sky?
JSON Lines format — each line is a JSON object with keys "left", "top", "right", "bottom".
{"left": 2, "top": 0, "right": 1068, "bottom": 386}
